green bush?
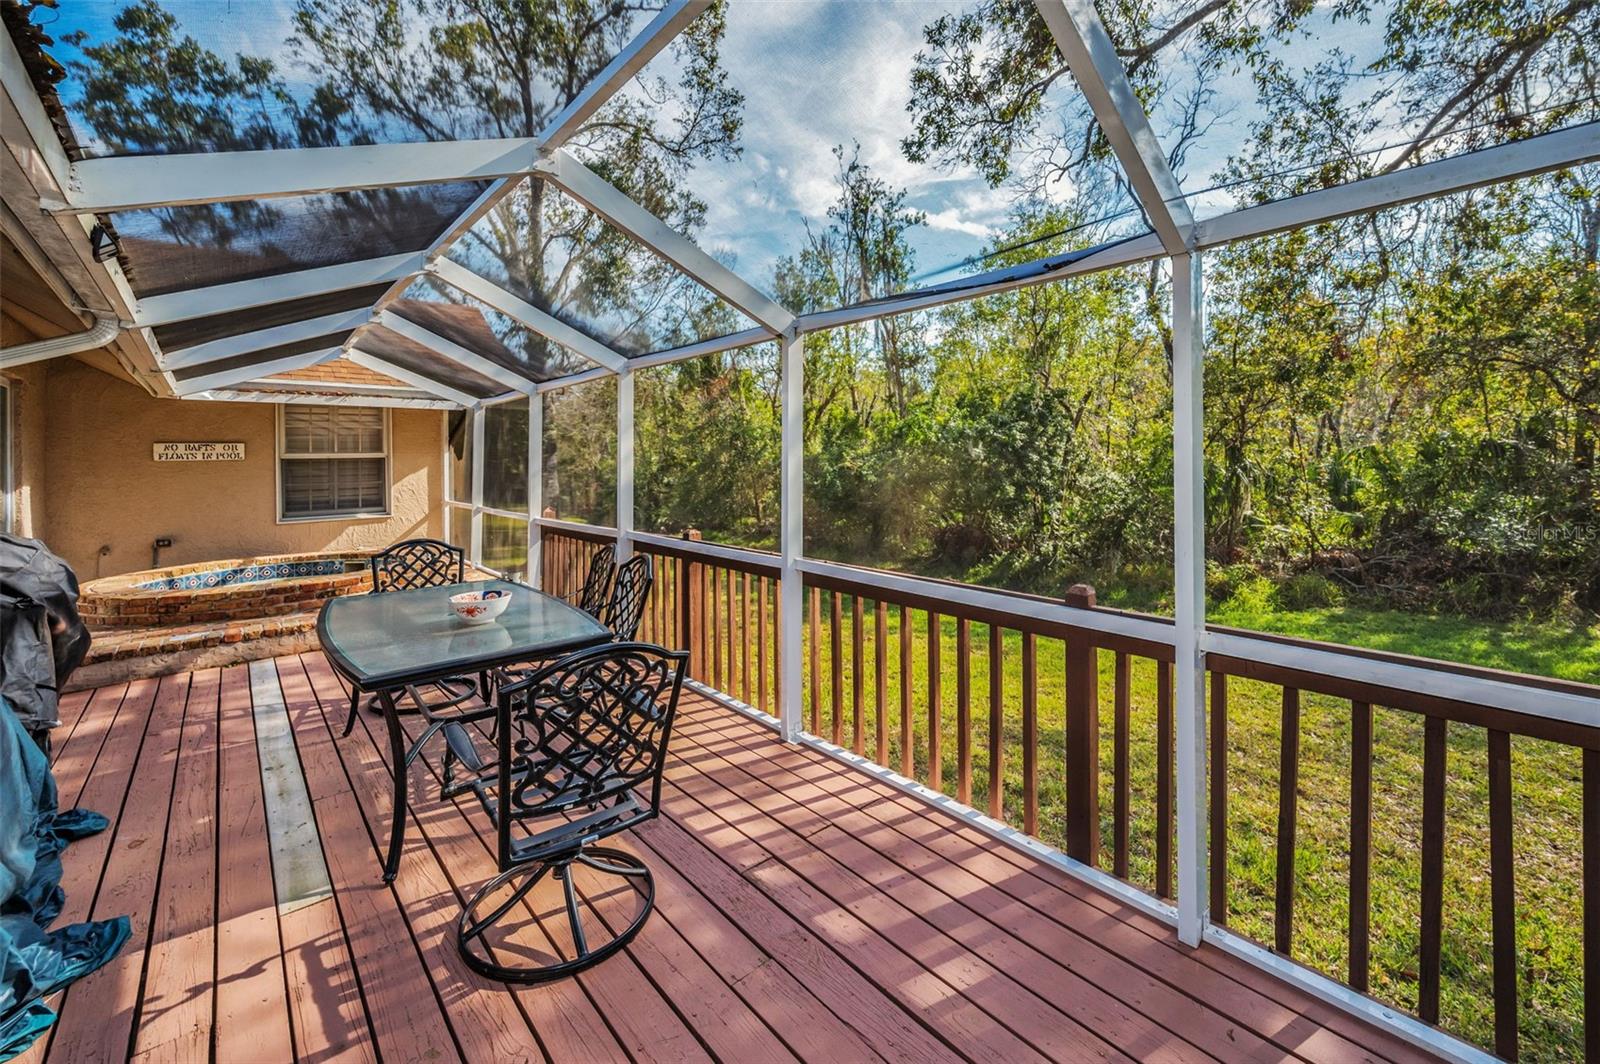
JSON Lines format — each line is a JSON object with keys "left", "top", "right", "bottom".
{"left": 1272, "top": 571, "right": 1346, "bottom": 610}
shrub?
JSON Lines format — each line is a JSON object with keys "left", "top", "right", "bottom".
{"left": 1272, "top": 571, "right": 1346, "bottom": 610}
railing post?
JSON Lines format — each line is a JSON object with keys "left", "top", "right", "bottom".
{"left": 778, "top": 331, "right": 804, "bottom": 742}
{"left": 680, "top": 529, "right": 702, "bottom": 679}
{"left": 528, "top": 393, "right": 542, "bottom": 588}
{"left": 1064, "top": 583, "right": 1100, "bottom": 866}
{"left": 1172, "top": 250, "right": 1208, "bottom": 947}
{"left": 540, "top": 507, "right": 556, "bottom": 590}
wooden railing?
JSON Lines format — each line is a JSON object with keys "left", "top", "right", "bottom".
{"left": 540, "top": 521, "right": 783, "bottom": 711}
{"left": 536, "top": 520, "right": 1600, "bottom": 1059}
{"left": 798, "top": 566, "right": 1177, "bottom": 879}
{"left": 1203, "top": 642, "right": 1600, "bottom": 1061}
{"left": 635, "top": 531, "right": 782, "bottom": 713}
{"left": 537, "top": 520, "right": 613, "bottom": 601}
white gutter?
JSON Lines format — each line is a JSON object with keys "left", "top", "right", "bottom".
{"left": 0, "top": 314, "right": 124, "bottom": 369}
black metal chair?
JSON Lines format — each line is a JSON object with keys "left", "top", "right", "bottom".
{"left": 343, "top": 539, "right": 489, "bottom": 750}
{"left": 371, "top": 537, "right": 464, "bottom": 593}
{"left": 567, "top": 544, "right": 616, "bottom": 619}
{"left": 602, "top": 554, "right": 653, "bottom": 641}
{"left": 453, "top": 642, "right": 687, "bottom": 983}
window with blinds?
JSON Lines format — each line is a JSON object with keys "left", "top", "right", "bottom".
{"left": 277, "top": 406, "right": 389, "bottom": 520}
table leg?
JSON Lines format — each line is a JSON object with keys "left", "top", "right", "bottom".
{"left": 378, "top": 688, "right": 408, "bottom": 882}
{"left": 342, "top": 684, "right": 361, "bottom": 737}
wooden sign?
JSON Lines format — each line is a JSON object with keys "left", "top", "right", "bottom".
{"left": 153, "top": 442, "right": 245, "bottom": 462}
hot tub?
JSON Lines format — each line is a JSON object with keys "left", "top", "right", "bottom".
{"left": 80, "top": 552, "right": 376, "bottom": 627}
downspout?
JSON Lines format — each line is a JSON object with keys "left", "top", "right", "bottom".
{"left": 0, "top": 313, "right": 122, "bottom": 369}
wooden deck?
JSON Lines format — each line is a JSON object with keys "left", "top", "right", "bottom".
{"left": 21, "top": 653, "right": 1438, "bottom": 1064}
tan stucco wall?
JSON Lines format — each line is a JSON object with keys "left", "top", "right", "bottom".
{"left": 39, "top": 358, "right": 445, "bottom": 579}
{"left": 3, "top": 361, "right": 48, "bottom": 538}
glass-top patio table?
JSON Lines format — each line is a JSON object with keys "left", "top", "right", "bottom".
{"left": 319, "top": 579, "right": 613, "bottom": 880}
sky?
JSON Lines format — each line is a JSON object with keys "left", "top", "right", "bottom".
{"left": 41, "top": 0, "right": 1428, "bottom": 299}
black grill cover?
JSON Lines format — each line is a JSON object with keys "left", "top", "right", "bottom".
{"left": 0, "top": 536, "right": 90, "bottom": 733}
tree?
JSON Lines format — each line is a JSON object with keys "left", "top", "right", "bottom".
{"left": 903, "top": 0, "right": 1598, "bottom": 206}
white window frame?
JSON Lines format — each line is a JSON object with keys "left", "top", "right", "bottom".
{"left": 275, "top": 404, "right": 392, "bottom": 523}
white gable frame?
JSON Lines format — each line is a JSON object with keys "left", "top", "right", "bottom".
{"left": 539, "top": 149, "right": 796, "bottom": 335}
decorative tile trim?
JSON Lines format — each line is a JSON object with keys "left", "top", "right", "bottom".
{"left": 135, "top": 559, "right": 354, "bottom": 591}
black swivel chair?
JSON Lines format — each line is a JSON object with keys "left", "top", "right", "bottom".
{"left": 454, "top": 642, "right": 687, "bottom": 983}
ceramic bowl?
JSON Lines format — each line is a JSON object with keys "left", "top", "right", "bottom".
{"left": 449, "top": 588, "right": 512, "bottom": 625}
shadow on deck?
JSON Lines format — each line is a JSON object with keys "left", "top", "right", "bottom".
{"left": 20, "top": 653, "right": 1437, "bottom": 1063}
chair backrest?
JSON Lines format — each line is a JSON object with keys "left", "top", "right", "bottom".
{"left": 370, "top": 538, "right": 464, "bottom": 593}
{"left": 575, "top": 543, "right": 617, "bottom": 618}
{"left": 494, "top": 642, "right": 687, "bottom": 860}
{"left": 602, "top": 554, "right": 653, "bottom": 640}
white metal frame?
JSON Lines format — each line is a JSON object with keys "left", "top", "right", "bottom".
{"left": 427, "top": 257, "right": 628, "bottom": 372}
{"left": 539, "top": 0, "right": 713, "bottom": 149}
{"left": 160, "top": 310, "right": 372, "bottom": 370}
{"left": 134, "top": 253, "right": 426, "bottom": 328}
{"left": 616, "top": 368, "right": 635, "bottom": 560}
{"left": 528, "top": 390, "right": 544, "bottom": 587}
{"left": 345, "top": 348, "right": 478, "bottom": 409}
{"left": 172, "top": 346, "right": 343, "bottom": 396}
{"left": 540, "top": 149, "right": 797, "bottom": 335}
{"left": 1169, "top": 253, "right": 1207, "bottom": 946}
{"left": 470, "top": 407, "right": 486, "bottom": 562}
{"left": 10, "top": 5, "right": 1600, "bottom": 1055}
{"left": 1034, "top": 0, "right": 1194, "bottom": 251}
{"left": 375, "top": 310, "right": 536, "bottom": 395}
{"left": 50, "top": 138, "right": 548, "bottom": 214}
{"left": 443, "top": 402, "right": 537, "bottom": 578}
{"left": 187, "top": 387, "right": 458, "bottom": 409}
{"left": 275, "top": 404, "right": 391, "bottom": 523}
{"left": 778, "top": 333, "right": 805, "bottom": 740}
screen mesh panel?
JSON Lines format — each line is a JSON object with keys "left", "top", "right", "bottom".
{"left": 390, "top": 275, "right": 589, "bottom": 382}
{"left": 354, "top": 324, "right": 509, "bottom": 398}
{"left": 113, "top": 183, "right": 488, "bottom": 297}
{"left": 447, "top": 179, "right": 758, "bottom": 357}
{"left": 1136, "top": 0, "right": 1600, "bottom": 220}
{"left": 47, "top": 3, "right": 653, "bottom": 157}
{"left": 152, "top": 283, "right": 390, "bottom": 351}
{"left": 169, "top": 332, "right": 351, "bottom": 383}
{"left": 484, "top": 399, "right": 530, "bottom": 513}
{"left": 602, "top": 0, "right": 1147, "bottom": 301}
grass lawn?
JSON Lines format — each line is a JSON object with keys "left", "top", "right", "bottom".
{"left": 676, "top": 576, "right": 1595, "bottom": 1059}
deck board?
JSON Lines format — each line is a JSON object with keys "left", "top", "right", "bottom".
{"left": 213, "top": 664, "right": 297, "bottom": 1063}
{"left": 46, "top": 672, "right": 191, "bottom": 1064}
{"left": 680, "top": 708, "right": 1397, "bottom": 1064}
{"left": 131, "top": 667, "right": 220, "bottom": 1063}
{"left": 28, "top": 654, "right": 1441, "bottom": 1064}
{"left": 666, "top": 716, "right": 1218, "bottom": 1061}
